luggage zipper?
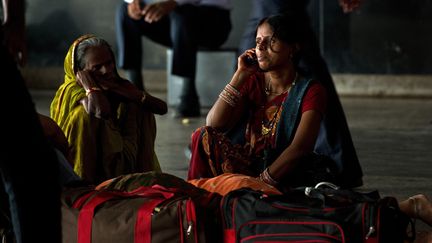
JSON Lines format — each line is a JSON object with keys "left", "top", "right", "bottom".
{"left": 365, "top": 203, "right": 376, "bottom": 240}
{"left": 186, "top": 222, "right": 193, "bottom": 236}
{"left": 186, "top": 199, "right": 195, "bottom": 236}
{"left": 186, "top": 198, "right": 198, "bottom": 243}
{"left": 151, "top": 196, "right": 196, "bottom": 242}
{"left": 153, "top": 195, "right": 187, "bottom": 213}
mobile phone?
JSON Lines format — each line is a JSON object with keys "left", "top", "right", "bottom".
{"left": 245, "top": 53, "right": 264, "bottom": 72}
{"left": 245, "top": 55, "right": 258, "bottom": 66}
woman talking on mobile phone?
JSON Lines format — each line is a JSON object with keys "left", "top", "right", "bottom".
{"left": 186, "top": 13, "right": 350, "bottom": 192}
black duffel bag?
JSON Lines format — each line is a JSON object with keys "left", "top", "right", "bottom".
{"left": 221, "top": 182, "right": 415, "bottom": 243}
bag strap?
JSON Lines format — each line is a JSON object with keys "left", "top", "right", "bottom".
{"left": 76, "top": 185, "right": 175, "bottom": 243}
{"left": 72, "top": 190, "right": 99, "bottom": 209}
{"left": 134, "top": 198, "right": 167, "bottom": 243}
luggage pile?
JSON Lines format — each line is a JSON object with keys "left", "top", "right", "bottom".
{"left": 61, "top": 172, "right": 222, "bottom": 243}
{"left": 61, "top": 172, "right": 415, "bottom": 243}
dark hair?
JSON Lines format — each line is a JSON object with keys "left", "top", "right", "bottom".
{"left": 256, "top": 13, "right": 311, "bottom": 67}
{"left": 257, "top": 13, "right": 310, "bottom": 45}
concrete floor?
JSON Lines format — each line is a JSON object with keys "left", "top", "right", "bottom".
{"left": 30, "top": 85, "right": 432, "bottom": 231}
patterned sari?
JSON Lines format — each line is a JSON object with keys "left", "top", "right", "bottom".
{"left": 187, "top": 74, "right": 321, "bottom": 183}
{"left": 50, "top": 35, "right": 160, "bottom": 184}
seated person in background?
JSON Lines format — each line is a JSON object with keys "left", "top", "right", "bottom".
{"left": 115, "top": 0, "right": 232, "bottom": 117}
{"left": 50, "top": 34, "right": 167, "bottom": 184}
{"left": 187, "top": 13, "right": 343, "bottom": 190}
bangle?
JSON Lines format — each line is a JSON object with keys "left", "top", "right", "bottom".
{"left": 260, "top": 168, "right": 278, "bottom": 186}
{"left": 225, "top": 84, "right": 242, "bottom": 98}
{"left": 85, "top": 87, "right": 102, "bottom": 96}
{"left": 140, "top": 92, "right": 147, "bottom": 103}
{"left": 219, "top": 90, "right": 236, "bottom": 107}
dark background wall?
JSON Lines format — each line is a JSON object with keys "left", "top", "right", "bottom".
{"left": 314, "top": 0, "right": 432, "bottom": 74}
{"left": 25, "top": 0, "right": 432, "bottom": 75}
{"left": 25, "top": 0, "right": 251, "bottom": 69}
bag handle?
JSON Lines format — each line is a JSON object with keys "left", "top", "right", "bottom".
{"left": 303, "top": 181, "right": 340, "bottom": 204}
{"left": 314, "top": 182, "right": 340, "bottom": 190}
{"left": 304, "top": 181, "right": 381, "bottom": 207}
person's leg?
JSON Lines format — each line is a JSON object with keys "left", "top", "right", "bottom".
{"left": 169, "top": 7, "right": 200, "bottom": 117}
{"left": 115, "top": 1, "right": 171, "bottom": 90}
{"left": 399, "top": 194, "right": 432, "bottom": 226}
{"left": 136, "top": 109, "right": 160, "bottom": 172}
{"left": 54, "top": 148, "right": 82, "bottom": 186}
{"left": 117, "top": 102, "right": 160, "bottom": 173}
{"left": 187, "top": 127, "right": 213, "bottom": 179}
{"left": 169, "top": 5, "right": 231, "bottom": 117}
{"left": 187, "top": 126, "right": 254, "bottom": 180}
{"left": 115, "top": 2, "right": 145, "bottom": 90}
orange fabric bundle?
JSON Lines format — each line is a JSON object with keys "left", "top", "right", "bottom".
{"left": 188, "top": 173, "right": 282, "bottom": 196}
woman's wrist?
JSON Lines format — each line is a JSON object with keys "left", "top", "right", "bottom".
{"left": 219, "top": 83, "right": 242, "bottom": 107}
{"left": 85, "top": 86, "right": 102, "bottom": 96}
{"left": 259, "top": 167, "right": 279, "bottom": 186}
{"left": 230, "top": 70, "right": 250, "bottom": 88}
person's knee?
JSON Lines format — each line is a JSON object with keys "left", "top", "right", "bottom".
{"left": 169, "top": 7, "right": 195, "bottom": 34}
{"left": 116, "top": 1, "right": 129, "bottom": 19}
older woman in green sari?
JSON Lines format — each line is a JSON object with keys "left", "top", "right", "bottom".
{"left": 50, "top": 34, "right": 167, "bottom": 184}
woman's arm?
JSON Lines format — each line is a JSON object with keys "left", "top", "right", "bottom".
{"left": 76, "top": 70, "right": 112, "bottom": 119}
{"left": 266, "top": 109, "right": 323, "bottom": 182}
{"left": 262, "top": 82, "right": 328, "bottom": 184}
{"left": 206, "top": 49, "right": 258, "bottom": 131}
{"left": 206, "top": 70, "right": 248, "bottom": 130}
{"left": 99, "top": 77, "right": 167, "bottom": 115}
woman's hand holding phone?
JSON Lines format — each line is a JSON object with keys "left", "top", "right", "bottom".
{"left": 239, "top": 49, "right": 261, "bottom": 73}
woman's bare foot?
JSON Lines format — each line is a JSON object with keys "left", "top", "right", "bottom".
{"left": 400, "top": 194, "right": 432, "bottom": 227}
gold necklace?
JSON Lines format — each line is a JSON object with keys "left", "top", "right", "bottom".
{"left": 261, "top": 72, "right": 298, "bottom": 135}
{"left": 261, "top": 105, "right": 281, "bottom": 136}
{"left": 264, "top": 72, "right": 298, "bottom": 96}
